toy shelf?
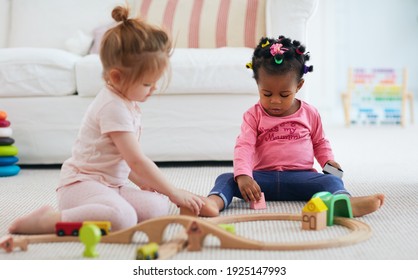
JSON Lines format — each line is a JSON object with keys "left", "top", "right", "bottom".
{"left": 341, "top": 68, "right": 414, "bottom": 127}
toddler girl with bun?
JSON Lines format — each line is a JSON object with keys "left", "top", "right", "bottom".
{"left": 10, "top": 6, "right": 204, "bottom": 234}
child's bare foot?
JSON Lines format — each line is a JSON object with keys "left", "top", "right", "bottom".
{"left": 179, "top": 206, "right": 198, "bottom": 216}
{"left": 8, "top": 206, "right": 61, "bottom": 234}
{"left": 198, "top": 196, "right": 223, "bottom": 217}
{"left": 350, "top": 194, "right": 385, "bottom": 217}
{"left": 180, "top": 196, "right": 221, "bottom": 217}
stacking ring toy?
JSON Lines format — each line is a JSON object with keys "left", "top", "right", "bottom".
{"left": 0, "top": 165, "right": 20, "bottom": 177}
{"left": 0, "top": 145, "right": 18, "bottom": 156}
{"left": 0, "top": 127, "right": 12, "bottom": 137}
{"left": 0, "top": 120, "right": 10, "bottom": 127}
{"left": 0, "top": 111, "right": 7, "bottom": 120}
{"left": 0, "top": 137, "right": 15, "bottom": 146}
{"left": 0, "top": 156, "right": 19, "bottom": 166}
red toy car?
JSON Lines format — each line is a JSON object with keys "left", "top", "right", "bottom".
{"left": 55, "top": 221, "right": 111, "bottom": 236}
{"left": 55, "top": 222, "right": 83, "bottom": 236}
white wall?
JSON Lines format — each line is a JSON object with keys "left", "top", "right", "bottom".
{"left": 306, "top": 0, "right": 418, "bottom": 125}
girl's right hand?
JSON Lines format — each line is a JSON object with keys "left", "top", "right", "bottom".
{"left": 236, "top": 175, "right": 262, "bottom": 202}
{"left": 169, "top": 189, "right": 205, "bottom": 215}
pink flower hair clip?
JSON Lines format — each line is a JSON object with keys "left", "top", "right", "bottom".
{"left": 270, "top": 43, "right": 288, "bottom": 56}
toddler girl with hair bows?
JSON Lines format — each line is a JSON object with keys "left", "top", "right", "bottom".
{"left": 9, "top": 6, "right": 204, "bottom": 234}
{"left": 200, "top": 36, "right": 384, "bottom": 217}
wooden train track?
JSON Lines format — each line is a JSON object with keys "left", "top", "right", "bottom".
{"left": 1, "top": 213, "right": 372, "bottom": 258}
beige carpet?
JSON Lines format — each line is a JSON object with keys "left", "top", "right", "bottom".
{"left": 1, "top": 125, "right": 418, "bottom": 260}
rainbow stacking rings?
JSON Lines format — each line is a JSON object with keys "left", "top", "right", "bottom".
{"left": 0, "top": 111, "right": 20, "bottom": 177}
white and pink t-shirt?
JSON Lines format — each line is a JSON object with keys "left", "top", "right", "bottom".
{"left": 59, "top": 87, "right": 141, "bottom": 188}
{"left": 234, "top": 100, "right": 334, "bottom": 178}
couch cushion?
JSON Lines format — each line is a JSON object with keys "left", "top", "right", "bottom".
{"left": 76, "top": 55, "right": 104, "bottom": 97}
{"left": 135, "top": 0, "right": 266, "bottom": 48}
{"left": 64, "top": 30, "right": 94, "bottom": 56}
{"left": 8, "top": 0, "right": 125, "bottom": 51}
{"left": 165, "top": 48, "right": 258, "bottom": 94}
{"left": 76, "top": 47, "right": 258, "bottom": 97}
{"left": 0, "top": 0, "right": 9, "bottom": 48}
{"left": 0, "top": 48, "right": 79, "bottom": 97}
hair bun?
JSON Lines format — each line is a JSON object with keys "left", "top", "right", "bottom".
{"left": 112, "top": 6, "right": 129, "bottom": 23}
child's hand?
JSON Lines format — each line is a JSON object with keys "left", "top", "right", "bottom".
{"left": 236, "top": 175, "right": 262, "bottom": 202}
{"left": 169, "top": 189, "right": 205, "bottom": 215}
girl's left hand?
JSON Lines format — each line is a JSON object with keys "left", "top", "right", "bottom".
{"left": 169, "top": 189, "right": 205, "bottom": 215}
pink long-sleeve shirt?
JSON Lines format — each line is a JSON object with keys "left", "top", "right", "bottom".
{"left": 234, "top": 100, "right": 334, "bottom": 178}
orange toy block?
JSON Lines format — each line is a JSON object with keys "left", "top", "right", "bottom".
{"left": 250, "top": 192, "right": 266, "bottom": 210}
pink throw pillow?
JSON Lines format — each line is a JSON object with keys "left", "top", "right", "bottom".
{"left": 89, "top": 22, "right": 116, "bottom": 54}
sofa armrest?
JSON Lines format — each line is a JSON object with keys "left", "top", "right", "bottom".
{"left": 266, "top": 0, "right": 318, "bottom": 42}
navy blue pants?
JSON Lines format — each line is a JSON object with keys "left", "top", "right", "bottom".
{"left": 208, "top": 170, "right": 349, "bottom": 211}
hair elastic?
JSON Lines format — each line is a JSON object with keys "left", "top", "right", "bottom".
{"left": 261, "top": 40, "right": 270, "bottom": 48}
{"left": 296, "top": 48, "right": 304, "bottom": 55}
{"left": 246, "top": 62, "right": 253, "bottom": 69}
{"left": 303, "top": 64, "right": 313, "bottom": 74}
{"left": 274, "top": 57, "right": 283, "bottom": 65}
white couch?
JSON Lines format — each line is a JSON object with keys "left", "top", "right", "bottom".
{"left": 0, "top": 0, "right": 318, "bottom": 164}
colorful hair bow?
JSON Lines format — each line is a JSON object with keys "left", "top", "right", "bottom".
{"left": 270, "top": 43, "right": 288, "bottom": 56}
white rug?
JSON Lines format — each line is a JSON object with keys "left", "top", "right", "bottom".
{"left": 1, "top": 125, "right": 418, "bottom": 260}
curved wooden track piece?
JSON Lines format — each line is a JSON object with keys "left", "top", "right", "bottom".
{"left": 208, "top": 213, "right": 372, "bottom": 250}
{"left": 1, "top": 213, "right": 372, "bottom": 255}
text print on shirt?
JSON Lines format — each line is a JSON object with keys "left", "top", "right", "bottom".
{"left": 259, "top": 121, "right": 304, "bottom": 142}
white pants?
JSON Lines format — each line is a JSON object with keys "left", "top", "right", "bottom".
{"left": 57, "top": 180, "right": 170, "bottom": 231}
